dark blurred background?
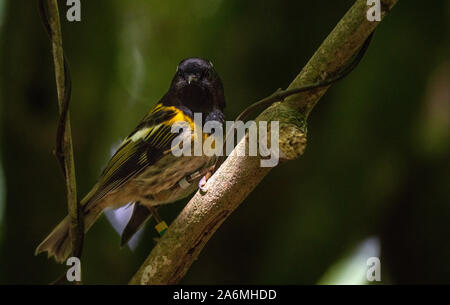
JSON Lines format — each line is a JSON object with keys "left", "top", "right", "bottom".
{"left": 0, "top": 0, "right": 449, "bottom": 284}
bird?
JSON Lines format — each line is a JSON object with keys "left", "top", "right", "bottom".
{"left": 35, "top": 57, "right": 226, "bottom": 263}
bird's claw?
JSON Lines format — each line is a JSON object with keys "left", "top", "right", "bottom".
{"left": 195, "top": 166, "right": 214, "bottom": 193}
{"left": 198, "top": 175, "right": 208, "bottom": 193}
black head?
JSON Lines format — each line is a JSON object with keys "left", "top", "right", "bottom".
{"left": 166, "top": 58, "right": 225, "bottom": 115}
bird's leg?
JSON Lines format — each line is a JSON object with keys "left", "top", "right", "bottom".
{"left": 147, "top": 205, "right": 162, "bottom": 223}
{"left": 186, "top": 165, "right": 214, "bottom": 193}
{"left": 147, "top": 205, "right": 168, "bottom": 237}
{"left": 183, "top": 165, "right": 214, "bottom": 182}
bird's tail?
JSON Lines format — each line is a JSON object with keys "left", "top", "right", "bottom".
{"left": 35, "top": 206, "right": 102, "bottom": 263}
{"left": 120, "top": 202, "right": 152, "bottom": 247}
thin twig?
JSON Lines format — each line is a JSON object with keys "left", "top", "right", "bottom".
{"left": 38, "top": 0, "right": 84, "bottom": 282}
{"left": 214, "top": 32, "right": 373, "bottom": 172}
{"left": 129, "top": 0, "right": 400, "bottom": 285}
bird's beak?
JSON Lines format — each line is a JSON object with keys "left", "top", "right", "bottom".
{"left": 187, "top": 74, "right": 199, "bottom": 84}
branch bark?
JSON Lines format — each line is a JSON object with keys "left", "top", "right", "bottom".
{"left": 129, "top": 0, "right": 399, "bottom": 285}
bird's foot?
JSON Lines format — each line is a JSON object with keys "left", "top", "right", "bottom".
{"left": 198, "top": 170, "right": 212, "bottom": 193}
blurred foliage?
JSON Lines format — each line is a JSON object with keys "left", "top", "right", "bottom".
{"left": 318, "top": 237, "right": 380, "bottom": 284}
{"left": 0, "top": 0, "right": 449, "bottom": 284}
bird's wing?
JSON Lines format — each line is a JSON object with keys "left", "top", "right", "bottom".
{"left": 82, "top": 103, "right": 194, "bottom": 209}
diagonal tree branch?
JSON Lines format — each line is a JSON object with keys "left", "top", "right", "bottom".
{"left": 130, "top": 0, "right": 399, "bottom": 285}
